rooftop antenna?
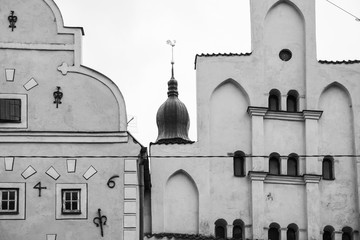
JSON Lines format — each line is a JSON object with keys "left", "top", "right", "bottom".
{"left": 166, "top": 40, "right": 176, "bottom": 79}
{"left": 326, "top": 0, "right": 360, "bottom": 21}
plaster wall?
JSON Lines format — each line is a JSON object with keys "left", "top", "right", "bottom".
{"left": 0, "top": 0, "right": 143, "bottom": 240}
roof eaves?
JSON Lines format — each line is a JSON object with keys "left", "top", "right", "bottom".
{"left": 318, "top": 59, "right": 360, "bottom": 64}
{"left": 194, "top": 52, "right": 252, "bottom": 69}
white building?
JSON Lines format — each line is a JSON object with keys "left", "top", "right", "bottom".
{"left": 146, "top": 0, "right": 360, "bottom": 240}
{"left": 0, "top": 0, "right": 148, "bottom": 239}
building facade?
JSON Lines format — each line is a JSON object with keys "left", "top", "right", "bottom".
{"left": 147, "top": 0, "right": 360, "bottom": 240}
{"left": 0, "top": 0, "right": 147, "bottom": 239}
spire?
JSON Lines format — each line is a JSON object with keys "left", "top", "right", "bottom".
{"left": 166, "top": 40, "right": 178, "bottom": 97}
{"left": 155, "top": 41, "right": 192, "bottom": 144}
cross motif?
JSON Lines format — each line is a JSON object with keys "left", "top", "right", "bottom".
{"left": 8, "top": 11, "right": 17, "bottom": 31}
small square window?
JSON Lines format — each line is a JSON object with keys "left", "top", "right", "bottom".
{"left": 0, "top": 188, "right": 19, "bottom": 215}
{"left": 62, "top": 189, "right": 81, "bottom": 215}
{"left": 0, "top": 99, "right": 21, "bottom": 123}
{"left": 56, "top": 183, "right": 87, "bottom": 220}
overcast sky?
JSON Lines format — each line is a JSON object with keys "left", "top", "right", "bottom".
{"left": 55, "top": 0, "right": 360, "bottom": 145}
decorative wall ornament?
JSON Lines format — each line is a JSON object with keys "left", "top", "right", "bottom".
{"left": 46, "top": 166, "right": 60, "bottom": 180}
{"left": 107, "top": 175, "right": 120, "bottom": 188}
{"left": 24, "top": 78, "right": 38, "bottom": 91}
{"left": 53, "top": 86, "right": 63, "bottom": 108}
{"left": 21, "top": 165, "right": 37, "bottom": 179}
{"left": 8, "top": 11, "right": 17, "bottom": 31}
{"left": 4, "top": 157, "right": 14, "bottom": 171}
{"left": 57, "top": 62, "right": 69, "bottom": 75}
{"left": 83, "top": 165, "right": 97, "bottom": 180}
{"left": 93, "top": 208, "right": 107, "bottom": 237}
{"left": 46, "top": 234, "right": 57, "bottom": 240}
{"left": 66, "top": 159, "right": 77, "bottom": 173}
{"left": 33, "top": 182, "right": 47, "bottom": 197}
{"left": 5, "top": 69, "right": 15, "bottom": 81}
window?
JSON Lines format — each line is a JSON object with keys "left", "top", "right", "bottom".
{"left": 269, "top": 223, "right": 280, "bottom": 240}
{"left": 342, "top": 227, "right": 353, "bottom": 240}
{"left": 287, "top": 90, "right": 299, "bottom": 112}
{"left": 269, "top": 89, "right": 281, "bottom": 111}
{"left": 0, "top": 188, "right": 18, "bottom": 214}
{"left": 269, "top": 153, "right": 281, "bottom": 175}
{"left": 56, "top": 183, "right": 87, "bottom": 219}
{"left": 0, "top": 183, "right": 25, "bottom": 220}
{"left": 287, "top": 224, "right": 298, "bottom": 240}
{"left": 234, "top": 151, "right": 245, "bottom": 177}
{"left": 323, "top": 226, "right": 334, "bottom": 240}
{"left": 0, "top": 94, "right": 27, "bottom": 129}
{"left": 233, "top": 219, "right": 244, "bottom": 240}
{"left": 215, "top": 219, "right": 227, "bottom": 239}
{"left": 0, "top": 99, "right": 21, "bottom": 123}
{"left": 287, "top": 154, "right": 298, "bottom": 176}
{"left": 322, "top": 156, "right": 334, "bottom": 180}
{"left": 62, "top": 189, "right": 81, "bottom": 214}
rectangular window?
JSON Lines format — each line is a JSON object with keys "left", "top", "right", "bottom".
{"left": 62, "top": 189, "right": 81, "bottom": 214}
{"left": 0, "top": 188, "right": 19, "bottom": 215}
{"left": 0, "top": 99, "right": 21, "bottom": 123}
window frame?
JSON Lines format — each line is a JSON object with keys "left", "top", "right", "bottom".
{"left": 269, "top": 153, "right": 281, "bottom": 175}
{"left": 0, "top": 183, "right": 25, "bottom": 220}
{"left": 0, "top": 94, "right": 27, "bottom": 129}
{"left": 0, "top": 188, "right": 19, "bottom": 215}
{"left": 61, "top": 189, "right": 81, "bottom": 215}
{"left": 234, "top": 151, "right": 246, "bottom": 177}
{"left": 215, "top": 219, "right": 227, "bottom": 239}
{"left": 269, "top": 89, "right": 281, "bottom": 111}
{"left": 287, "top": 154, "right": 299, "bottom": 176}
{"left": 56, "top": 183, "right": 87, "bottom": 220}
{"left": 322, "top": 156, "right": 335, "bottom": 180}
{"left": 286, "top": 90, "right": 299, "bottom": 112}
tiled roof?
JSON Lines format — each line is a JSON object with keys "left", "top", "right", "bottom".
{"left": 151, "top": 138, "right": 195, "bottom": 145}
{"left": 144, "top": 233, "right": 216, "bottom": 240}
{"left": 194, "top": 52, "right": 252, "bottom": 69}
{"left": 144, "top": 233, "right": 257, "bottom": 240}
{"left": 318, "top": 59, "right": 360, "bottom": 64}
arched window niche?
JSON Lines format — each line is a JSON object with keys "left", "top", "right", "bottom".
{"left": 215, "top": 219, "right": 227, "bottom": 239}
{"left": 287, "top": 223, "right": 299, "bottom": 240}
{"left": 233, "top": 219, "right": 245, "bottom": 240}
{"left": 287, "top": 90, "right": 299, "bottom": 112}
{"left": 323, "top": 226, "right": 335, "bottom": 240}
{"left": 234, "top": 151, "right": 246, "bottom": 177}
{"left": 269, "top": 152, "right": 281, "bottom": 175}
{"left": 269, "top": 222, "right": 281, "bottom": 240}
{"left": 287, "top": 153, "right": 299, "bottom": 176}
{"left": 342, "top": 226, "right": 353, "bottom": 240}
{"left": 322, "top": 156, "right": 335, "bottom": 180}
{"left": 269, "top": 89, "right": 281, "bottom": 111}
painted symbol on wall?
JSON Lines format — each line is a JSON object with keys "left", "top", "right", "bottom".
{"left": 8, "top": 11, "right": 17, "bottom": 31}
{"left": 107, "top": 175, "right": 120, "bottom": 188}
{"left": 33, "top": 182, "right": 47, "bottom": 197}
{"left": 53, "top": 86, "right": 63, "bottom": 108}
{"left": 93, "top": 208, "right": 107, "bottom": 237}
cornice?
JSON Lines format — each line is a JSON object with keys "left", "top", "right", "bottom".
{"left": 247, "top": 107, "right": 268, "bottom": 117}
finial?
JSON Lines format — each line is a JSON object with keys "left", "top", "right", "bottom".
{"left": 166, "top": 40, "right": 176, "bottom": 79}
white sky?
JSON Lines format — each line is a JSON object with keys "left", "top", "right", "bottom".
{"left": 55, "top": 0, "right": 360, "bottom": 145}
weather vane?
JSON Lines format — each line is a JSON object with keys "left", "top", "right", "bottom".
{"left": 166, "top": 40, "right": 176, "bottom": 79}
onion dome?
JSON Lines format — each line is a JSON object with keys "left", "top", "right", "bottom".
{"left": 155, "top": 64, "right": 192, "bottom": 144}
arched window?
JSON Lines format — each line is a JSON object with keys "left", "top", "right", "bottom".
{"left": 342, "top": 227, "right": 353, "bottom": 240}
{"left": 233, "top": 219, "right": 244, "bottom": 240}
{"left": 323, "top": 225, "right": 335, "bottom": 240}
{"left": 234, "top": 151, "right": 245, "bottom": 177}
{"left": 322, "top": 156, "right": 334, "bottom": 180}
{"left": 287, "top": 90, "right": 299, "bottom": 112}
{"left": 287, "top": 223, "right": 298, "bottom": 240}
{"left": 269, "top": 223, "right": 280, "bottom": 240}
{"left": 269, "top": 89, "right": 281, "bottom": 111}
{"left": 287, "top": 154, "right": 298, "bottom": 176}
{"left": 269, "top": 153, "right": 281, "bottom": 175}
{"left": 215, "top": 219, "right": 227, "bottom": 239}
